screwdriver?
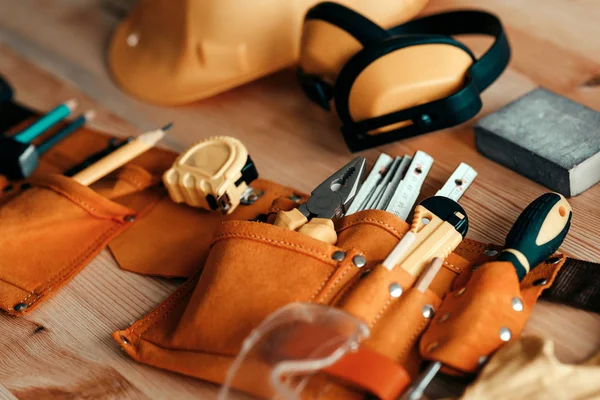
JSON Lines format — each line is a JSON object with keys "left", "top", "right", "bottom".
{"left": 402, "top": 192, "right": 572, "bottom": 400}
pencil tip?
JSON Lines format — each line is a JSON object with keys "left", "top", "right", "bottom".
{"left": 84, "top": 110, "right": 97, "bottom": 121}
{"left": 65, "top": 99, "right": 78, "bottom": 111}
{"left": 161, "top": 122, "right": 174, "bottom": 132}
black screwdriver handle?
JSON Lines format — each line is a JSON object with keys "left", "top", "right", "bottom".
{"left": 497, "top": 193, "right": 572, "bottom": 281}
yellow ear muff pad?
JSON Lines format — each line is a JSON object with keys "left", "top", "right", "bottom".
{"left": 298, "top": 4, "right": 511, "bottom": 152}
{"left": 108, "top": 0, "right": 430, "bottom": 105}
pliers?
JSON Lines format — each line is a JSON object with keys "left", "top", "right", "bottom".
{"left": 274, "top": 157, "right": 366, "bottom": 244}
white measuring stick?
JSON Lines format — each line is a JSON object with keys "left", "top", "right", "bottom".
{"left": 346, "top": 153, "right": 393, "bottom": 215}
{"left": 364, "top": 157, "right": 401, "bottom": 211}
{"left": 386, "top": 151, "right": 434, "bottom": 220}
{"left": 435, "top": 162, "right": 478, "bottom": 202}
{"left": 376, "top": 155, "right": 412, "bottom": 210}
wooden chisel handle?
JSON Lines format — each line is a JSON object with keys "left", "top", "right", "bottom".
{"left": 497, "top": 193, "right": 572, "bottom": 281}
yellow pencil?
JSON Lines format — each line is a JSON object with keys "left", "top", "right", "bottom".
{"left": 72, "top": 123, "right": 172, "bottom": 186}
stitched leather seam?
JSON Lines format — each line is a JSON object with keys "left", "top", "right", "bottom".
{"left": 132, "top": 275, "right": 200, "bottom": 337}
{"left": 21, "top": 222, "right": 125, "bottom": 308}
{"left": 0, "top": 276, "right": 34, "bottom": 295}
{"left": 47, "top": 185, "right": 105, "bottom": 216}
{"left": 311, "top": 267, "right": 339, "bottom": 302}
{"left": 319, "top": 264, "right": 353, "bottom": 304}
{"left": 133, "top": 290, "right": 194, "bottom": 339}
{"left": 397, "top": 316, "right": 429, "bottom": 363}
{"left": 338, "top": 217, "right": 405, "bottom": 238}
{"left": 370, "top": 298, "right": 393, "bottom": 329}
{"left": 211, "top": 232, "right": 336, "bottom": 264}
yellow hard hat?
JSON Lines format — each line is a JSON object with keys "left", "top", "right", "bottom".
{"left": 108, "top": 0, "right": 429, "bottom": 105}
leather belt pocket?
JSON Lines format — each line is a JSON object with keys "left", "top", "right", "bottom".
{"left": 0, "top": 173, "right": 139, "bottom": 315}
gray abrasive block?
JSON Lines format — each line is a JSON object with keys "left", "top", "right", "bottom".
{"left": 475, "top": 88, "right": 600, "bottom": 197}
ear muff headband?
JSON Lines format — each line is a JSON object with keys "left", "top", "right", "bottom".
{"left": 305, "top": 2, "right": 390, "bottom": 46}
{"left": 299, "top": 6, "right": 511, "bottom": 152}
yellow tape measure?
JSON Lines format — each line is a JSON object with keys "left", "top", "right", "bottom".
{"left": 163, "top": 136, "right": 259, "bottom": 214}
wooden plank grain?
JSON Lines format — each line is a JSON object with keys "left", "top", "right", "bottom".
{"left": 0, "top": 0, "right": 598, "bottom": 399}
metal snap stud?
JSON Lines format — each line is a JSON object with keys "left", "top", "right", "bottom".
{"left": 13, "top": 303, "right": 27, "bottom": 311}
{"left": 126, "top": 32, "right": 140, "bottom": 47}
{"left": 288, "top": 194, "right": 302, "bottom": 202}
{"left": 478, "top": 356, "right": 488, "bottom": 366}
{"left": 120, "top": 335, "right": 130, "bottom": 345}
{"left": 547, "top": 256, "right": 562, "bottom": 265}
{"left": 124, "top": 214, "right": 137, "bottom": 223}
{"left": 332, "top": 251, "right": 346, "bottom": 262}
{"left": 439, "top": 312, "right": 451, "bottom": 323}
{"left": 484, "top": 248, "right": 499, "bottom": 257}
{"left": 353, "top": 255, "right": 366, "bottom": 268}
{"left": 389, "top": 283, "right": 403, "bottom": 298}
{"left": 511, "top": 297, "right": 524, "bottom": 312}
{"left": 499, "top": 327, "right": 512, "bottom": 342}
{"left": 454, "top": 287, "right": 466, "bottom": 297}
{"left": 422, "top": 305, "right": 435, "bottom": 319}
{"left": 533, "top": 278, "right": 548, "bottom": 286}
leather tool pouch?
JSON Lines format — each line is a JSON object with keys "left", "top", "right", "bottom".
{"left": 0, "top": 106, "right": 296, "bottom": 315}
{"left": 0, "top": 170, "right": 156, "bottom": 315}
{"left": 113, "top": 207, "right": 568, "bottom": 399}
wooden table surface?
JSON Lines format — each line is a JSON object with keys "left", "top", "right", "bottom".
{"left": 0, "top": 0, "right": 599, "bottom": 399}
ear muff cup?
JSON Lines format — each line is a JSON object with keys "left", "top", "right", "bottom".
{"left": 335, "top": 35, "right": 477, "bottom": 125}
{"left": 300, "top": 2, "right": 392, "bottom": 87}
{"left": 298, "top": 5, "right": 510, "bottom": 151}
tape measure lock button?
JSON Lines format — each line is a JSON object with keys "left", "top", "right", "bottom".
{"left": 163, "top": 136, "right": 258, "bottom": 214}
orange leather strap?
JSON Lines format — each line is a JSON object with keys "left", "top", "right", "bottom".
{"left": 324, "top": 347, "right": 410, "bottom": 400}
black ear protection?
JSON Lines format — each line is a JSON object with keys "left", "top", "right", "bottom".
{"left": 297, "top": 3, "right": 511, "bottom": 152}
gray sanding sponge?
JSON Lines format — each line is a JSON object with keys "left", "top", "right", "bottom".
{"left": 475, "top": 88, "right": 600, "bottom": 197}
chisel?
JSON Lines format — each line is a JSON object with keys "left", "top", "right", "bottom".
{"left": 402, "top": 192, "right": 572, "bottom": 400}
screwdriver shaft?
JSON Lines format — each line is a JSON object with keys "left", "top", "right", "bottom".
{"left": 402, "top": 361, "right": 441, "bottom": 400}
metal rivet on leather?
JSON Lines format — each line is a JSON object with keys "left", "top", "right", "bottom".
{"left": 289, "top": 194, "right": 302, "bottom": 202}
{"left": 332, "top": 251, "right": 345, "bottom": 261}
{"left": 124, "top": 214, "right": 137, "bottom": 223}
{"left": 547, "top": 256, "right": 562, "bottom": 265}
{"left": 120, "top": 335, "right": 130, "bottom": 345}
{"left": 13, "top": 303, "right": 27, "bottom": 312}
{"left": 389, "top": 283, "right": 403, "bottom": 298}
{"left": 533, "top": 278, "right": 548, "bottom": 286}
{"left": 512, "top": 297, "right": 524, "bottom": 312}
{"left": 439, "top": 312, "right": 451, "bottom": 323}
{"left": 126, "top": 33, "right": 140, "bottom": 47}
{"left": 426, "top": 342, "right": 439, "bottom": 353}
{"left": 454, "top": 287, "right": 466, "bottom": 297}
{"left": 422, "top": 305, "right": 435, "bottom": 319}
{"left": 478, "top": 356, "right": 488, "bottom": 366}
{"left": 499, "top": 327, "right": 512, "bottom": 342}
{"left": 353, "top": 255, "right": 366, "bottom": 268}
{"left": 484, "top": 248, "right": 499, "bottom": 257}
